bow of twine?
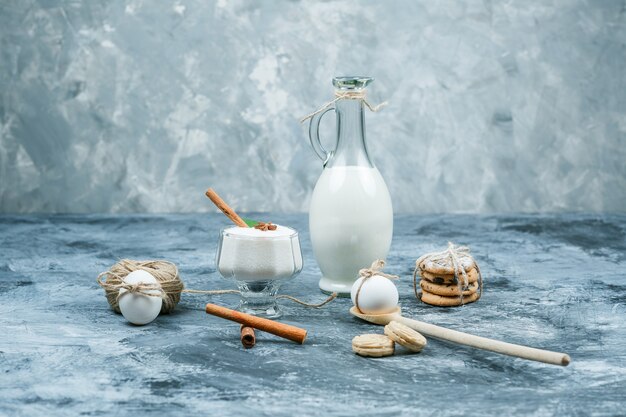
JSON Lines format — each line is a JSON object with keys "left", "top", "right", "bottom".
{"left": 97, "top": 271, "right": 167, "bottom": 303}
{"left": 413, "top": 242, "right": 483, "bottom": 301}
{"left": 354, "top": 259, "right": 399, "bottom": 313}
{"left": 299, "top": 90, "right": 388, "bottom": 124}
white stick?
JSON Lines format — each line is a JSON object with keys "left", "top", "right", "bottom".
{"left": 396, "top": 316, "right": 570, "bottom": 366}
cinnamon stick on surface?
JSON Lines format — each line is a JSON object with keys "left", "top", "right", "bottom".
{"left": 205, "top": 188, "right": 248, "bottom": 228}
{"left": 205, "top": 303, "right": 307, "bottom": 344}
{"left": 240, "top": 325, "right": 256, "bottom": 349}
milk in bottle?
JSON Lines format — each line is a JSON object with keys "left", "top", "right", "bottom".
{"left": 305, "top": 77, "right": 393, "bottom": 295}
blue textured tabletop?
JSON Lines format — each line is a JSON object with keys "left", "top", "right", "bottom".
{"left": 1, "top": 213, "right": 625, "bottom": 416}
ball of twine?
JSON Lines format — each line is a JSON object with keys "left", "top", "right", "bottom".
{"left": 97, "top": 259, "right": 184, "bottom": 314}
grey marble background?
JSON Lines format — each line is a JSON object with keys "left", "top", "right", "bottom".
{"left": 1, "top": 0, "right": 625, "bottom": 214}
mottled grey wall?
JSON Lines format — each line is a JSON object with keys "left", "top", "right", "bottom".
{"left": 1, "top": 0, "right": 625, "bottom": 213}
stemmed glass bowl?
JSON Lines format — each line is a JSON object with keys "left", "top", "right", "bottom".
{"left": 216, "top": 225, "right": 303, "bottom": 318}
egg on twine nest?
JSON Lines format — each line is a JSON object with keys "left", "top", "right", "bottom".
{"left": 97, "top": 259, "right": 185, "bottom": 314}
{"left": 97, "top": 259, "right": 208, "bottom": 325}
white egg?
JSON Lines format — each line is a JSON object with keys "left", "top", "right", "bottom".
{"left": 118, "top": 270, "right": 163, "bottom": 325}
{"left": 350, "top": 275, "right": 399, "bottom": 314}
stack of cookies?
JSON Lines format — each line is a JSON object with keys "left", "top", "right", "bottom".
{"left": 415, "top": 244, "right": 483, "bottom": 307}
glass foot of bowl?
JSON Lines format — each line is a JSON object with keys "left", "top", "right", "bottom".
{"left": 237, "top": 281, "right": 283, "bottom": 319}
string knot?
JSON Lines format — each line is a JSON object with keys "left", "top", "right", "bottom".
{"left": 115, "top": 281, "right": 165, "bottom": 303}
{"left": 299, "top": 90, "right": 388, "bottom": 123}
{"left": 358, "top": 259, "right": 399, "bottom": 280}
{"left": 127, "top": 283, "right": 142, "bottom": 294}
{"left": 415, "top": 242, "right": 473, "bottom": 287}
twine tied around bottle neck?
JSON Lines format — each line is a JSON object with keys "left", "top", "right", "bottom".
{"left": 354, "top": 259, "right": 399, "bottom": 313}
{"left": 299, "top": 90, "right": 388, "bottom": 123}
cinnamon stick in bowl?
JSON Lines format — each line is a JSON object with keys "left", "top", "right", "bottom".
{"left": 205, "top": 188, "right": 248, "bottom": 228}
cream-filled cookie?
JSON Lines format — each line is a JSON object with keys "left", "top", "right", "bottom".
{"left": 352, "top": 334, "right": 395, "bottom": 357}
{"left": 384, "top": 321, "right": 427, "bottom": 353}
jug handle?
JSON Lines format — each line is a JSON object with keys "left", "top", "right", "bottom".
{"left": 308, "top": 107, "right": 334, "bottom": 165}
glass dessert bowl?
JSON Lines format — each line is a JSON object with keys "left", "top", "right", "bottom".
{"left": 216, "top": 224, "right": 303, "bottom": 318}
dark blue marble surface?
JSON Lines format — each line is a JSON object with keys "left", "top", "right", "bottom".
{"left": 1, "top": 214, "right": 625, "bottom": 416}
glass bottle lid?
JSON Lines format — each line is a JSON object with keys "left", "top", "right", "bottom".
{"left": 332, "top": 76, "right": 374, "bottom": 90}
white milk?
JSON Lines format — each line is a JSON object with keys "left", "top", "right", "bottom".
{"left": 309, "top": 166, "right": 393, "bottom": 294}
{"left": 218, "top": 225, "right": 303, "bottom": 281}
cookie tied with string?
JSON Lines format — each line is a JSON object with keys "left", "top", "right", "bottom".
{"left": 414, "top": 243, "right": 483, "bottom": 307}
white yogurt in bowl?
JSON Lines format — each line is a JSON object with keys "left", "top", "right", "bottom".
{"left": 217, "top": 225, "right": 303, "bottom": 281}
{"left": 215, "top": 224, "right": 303, "bottom": 318}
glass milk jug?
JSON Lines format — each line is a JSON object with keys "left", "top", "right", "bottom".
{"left": 306, "top": 76, "right": 393, "bottom": 295}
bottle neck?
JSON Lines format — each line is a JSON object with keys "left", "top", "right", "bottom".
{"left": 327, "top": 97, "right": 374, "bottom": 168}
